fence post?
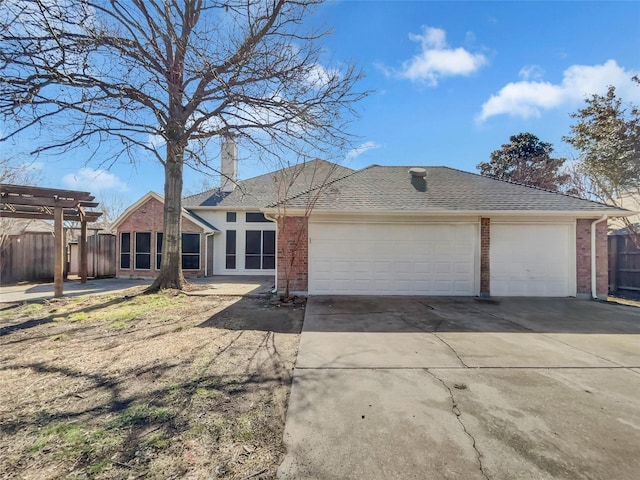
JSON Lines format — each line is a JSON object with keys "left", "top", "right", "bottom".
{"left": 54, "top": 207, "right": 64, "bottom": 297}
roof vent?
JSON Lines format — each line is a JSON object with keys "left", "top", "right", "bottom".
{"left": 409, "top": 167, "right": 426, "bottom": 178}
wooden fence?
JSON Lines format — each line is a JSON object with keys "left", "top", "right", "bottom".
{"left": 0, "top": 232, "right": 55, "bottom": 285}
{"left": 1, "top": 232, "right": 116, "bottom": 285}
{"left": 609, "top": 234, "right": 640, "bottom": 295}
{"left": 68, "top": 234, "right": 117, "bottom": 278}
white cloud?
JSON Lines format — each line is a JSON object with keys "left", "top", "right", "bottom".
{"left": 63, "top": 168, "right": 128, "bottom": 192}
{"left": 519, "top": 65, "right": 544, "bottom": 81}
{"left": 305, "top": 63, "right": 340, "bottom": 88}
{"left": 479, "top": 60, "right": 640, "bottom": 122}
{"left": 397, "top": 26, "right": 488, "bottom": 85}
{"left": 345, "top": 141, "right": 381, "bottom": 162}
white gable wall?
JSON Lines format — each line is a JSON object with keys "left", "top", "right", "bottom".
{"left": 195, "top": 210, "right": 276, "bottom": 276}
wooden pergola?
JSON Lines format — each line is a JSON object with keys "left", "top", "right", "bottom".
{"left": 0, "top": 184, "right": 102, "bottom": 297}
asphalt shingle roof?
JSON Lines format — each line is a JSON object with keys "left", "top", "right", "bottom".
{"left": 183, "top": 159, "right": 353, "bottom": 209}
{"left": 273, "top": 165, "right": 627, "bottom": 213}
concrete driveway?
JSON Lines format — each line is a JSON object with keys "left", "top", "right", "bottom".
{"left": 278, "top": 297, "right": 640, "bottom": 480}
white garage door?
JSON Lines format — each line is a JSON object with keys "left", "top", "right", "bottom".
{"left": 308, "top": 222, "right": 477, "bottom": 295}
{"left": 490, "top": 223, "right": 574, "bottom": 297}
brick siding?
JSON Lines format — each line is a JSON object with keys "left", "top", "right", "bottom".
{"left": 480, "top": 218, "right": 490, "bottom": 296}
{"left": 116, "top": 196, "right": 205, "bottom": 278}
{"left": 277, "top": 216, "right": 308, "bottom": 294}
{"left": 576, "top": 218, "right": 608, "bottom": 297}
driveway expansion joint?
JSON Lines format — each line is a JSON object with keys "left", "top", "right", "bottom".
{"left": 426, "top": 368, "right": 490, "bottom": 480}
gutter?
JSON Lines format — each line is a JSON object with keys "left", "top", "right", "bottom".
{"left": 591, "top": 215, "right": 608, "bottom": 300}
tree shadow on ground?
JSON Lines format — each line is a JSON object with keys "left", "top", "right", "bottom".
{"left": 197, "top": 296, "right": 304, "bottom": 334}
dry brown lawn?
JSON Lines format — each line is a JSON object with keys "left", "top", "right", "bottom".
{"left": 0, "top": 288, "right": 304, "bottom": 479}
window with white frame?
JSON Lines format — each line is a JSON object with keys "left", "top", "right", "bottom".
{"left": 245, "top": 230, "right": 275, "bottom": 270}
{"left": 135, "top": 232, "right": 151, "bottom": 269}
{"left": 156, "top": 232, "right": 163, "bottom": 269}
{"left": 154, "top": 232, "right": 200, "bottom": 270}
{"left": 120, "top": 232, "right": 131, "bottom": 269}
{"left": 182, "top": 233, "right": 201, "bottom": 270}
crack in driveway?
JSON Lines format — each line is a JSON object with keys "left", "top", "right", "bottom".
{"left": 426, "top": 369, "right": 490, "bottom": 480}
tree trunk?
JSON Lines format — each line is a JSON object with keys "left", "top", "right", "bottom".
{"left": 147, "top": 142, "right": 187, "bottom": 292}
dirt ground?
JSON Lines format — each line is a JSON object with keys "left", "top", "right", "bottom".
{"left": 0, "top": 288, "right": 304, "bottom": 480}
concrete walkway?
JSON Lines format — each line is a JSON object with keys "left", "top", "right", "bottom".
{"left": 278, "top": 296, "right": 640, "bottom": 480}
{"left": 0, "top": 276, "right": 274, "bottom": 303}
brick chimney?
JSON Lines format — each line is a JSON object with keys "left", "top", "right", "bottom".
{"left": 220, "top": 137, "right": 238, "bottom": 193}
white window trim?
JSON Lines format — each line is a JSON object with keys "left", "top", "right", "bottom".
{"left": 120, "top": 232, "right": 131, "bottom": 270}
{"left": 134, "top": 231, "right": 152, "bottom": 270}
{"left": 182, "top": 232, "right": 201, "bottom": 271}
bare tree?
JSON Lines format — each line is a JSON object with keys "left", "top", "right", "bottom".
{"left": 0, "top": 0, "right": 365, "bottom": 290}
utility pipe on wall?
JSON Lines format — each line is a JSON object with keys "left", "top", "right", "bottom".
{"left": 591, "top": 215, "right": 608, "bottom": 300}
{"left": 263, "top": 213, "right": 279, "bottom": 294}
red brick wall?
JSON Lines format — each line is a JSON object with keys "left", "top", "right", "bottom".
{"left": 480, "top": 218, "right": 490, "bottom": 296}
{"left": 576, "top": 218, "right": 608, "bottom": 297}
{"left": 116, "top": 196, "right": 205, "bottom": 278}
{"left": 277, "top": 216, "right": 308, "bottom": 294}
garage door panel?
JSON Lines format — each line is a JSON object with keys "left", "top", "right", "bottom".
{"left": 309, "top": 222, "right": 477, "bottom": 295}
{"left": 490, "top": 223, "right": 573, "bottom": 297}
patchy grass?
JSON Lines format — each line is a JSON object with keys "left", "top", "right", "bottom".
{"left": 0, "top": 290, "right": 304, "bottom": 479}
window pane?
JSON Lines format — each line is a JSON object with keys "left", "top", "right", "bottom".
{"left": 263, "top": 255, "right": 275, "bottom": 270}
{"left": 135, "top": 232, "right": 151, "bottom": 253}
{"left": 263, "top": 230, "right": 276, "bottom": 255}
{"left": 226, "top": 230, "right": 236, "bottom": 254}
{"left": 156, "top": 253, "right": 162, "bottom": 270}
{"left": 182, "top": 254, "right": 199, "bottom": 270}
{"left": 245, "top": 255, "right": 261, "bottom": 269}
{"left": 156, "top": 232, "right": 163, "bottom": 254}
{"left": 226, "top": 212, "right": 236, "bottom": 222}
{"left": 121, "top": 253, "right": 130, "bottom": 269}
{"left": 246, "top": 212, "right": 270, "bottom": 223}
{"left": 121, "top": 233, "right": 130, "bottom": 253}
{"left": 246, "top": 230, "right": 261, "bottom": 255}
{"left": 226, "top": 255, "right": 236, "bottom": 269}
{"left": 182, "top": 233, "right": 200, "bottom": 254}
{"left": 135, "top": 253, "right": 151, "bottom": 270}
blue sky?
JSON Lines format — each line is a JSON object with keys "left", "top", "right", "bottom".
{"left": 4, "top": 1, "right": 640, "bottom": 207}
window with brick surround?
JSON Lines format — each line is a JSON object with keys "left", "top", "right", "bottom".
{"left": 156, "top": 232, "right": 163, "bottom": 269}
{"left": 120, "top": 232, "right": 131, "bottom": 269}
{"left": 135, "top": 232, "right": 151, "bottom": 270}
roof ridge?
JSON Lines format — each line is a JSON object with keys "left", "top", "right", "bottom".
{"left": 265, "top": 164, "right": 374, "bottom": 208}
{"left": 184, "top": 158, "right": 351, "bottom": 201}
{"left": 438, "top": 165, "right": 620, "bottom": 210}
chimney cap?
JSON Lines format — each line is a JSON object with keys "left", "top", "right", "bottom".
{"left": 409, "top": 167, "right": 427, "bottom": 178}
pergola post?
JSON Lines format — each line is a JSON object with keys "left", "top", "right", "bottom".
{"left": 54, "top": 206, "right": 64, "bottom": 297}
{"left": 1, "top": 183, "right": 102, "bottom": 299}
{"left": 80, "top": 219, "right": 88, "bottom": 284}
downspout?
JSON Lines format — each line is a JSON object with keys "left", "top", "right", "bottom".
{"left": 264, "top": 213, "right": 278, "bottom": 294}
{"left": 590, "top": 215, "right": 608, "bottom": 300}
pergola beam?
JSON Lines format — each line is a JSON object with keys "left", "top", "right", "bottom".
{"left": 0, "top": 211, "right": 102, "bottom": 221}
{"left": 0, "top": 183, "right": 102, "bottom": 297}
{"left": 0, "top": 184, "right": 94, "bottom": 201}
{"left": 0, "top": 195, "right": 99, "bottom": 208}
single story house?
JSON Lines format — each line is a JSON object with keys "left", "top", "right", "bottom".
{"left": 114, "top": 140, "right": 632, "bottom": 298}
